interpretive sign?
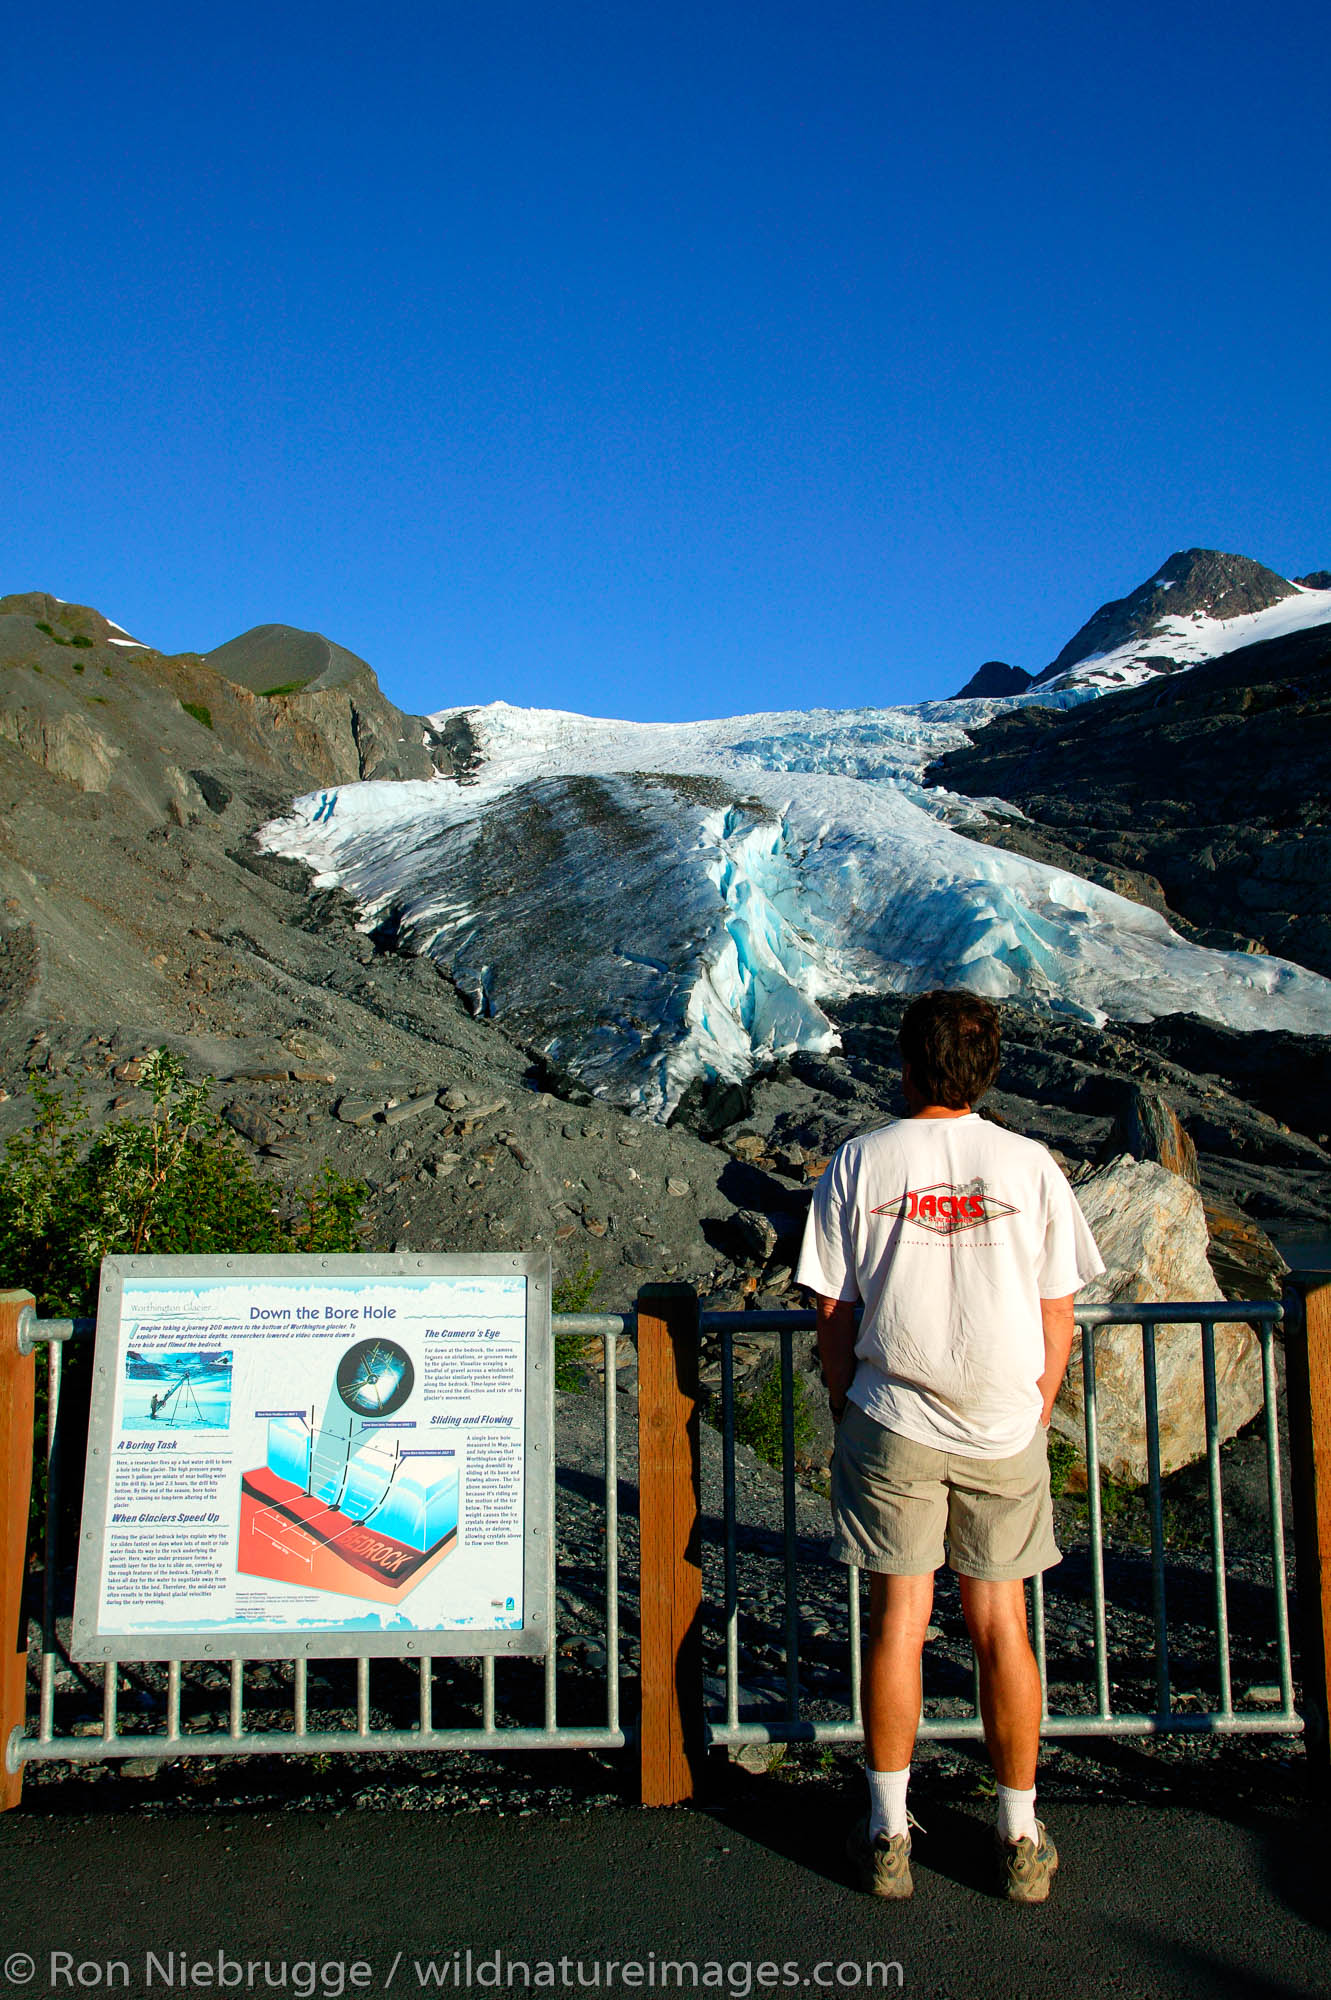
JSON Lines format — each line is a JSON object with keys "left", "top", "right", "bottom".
{"left": 71, "top": 1252, "right": 552, "bottom": 1661}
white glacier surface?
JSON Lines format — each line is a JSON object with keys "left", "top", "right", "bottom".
{"left": 258, "top": 693, "right": 1331, "bottom": 1117}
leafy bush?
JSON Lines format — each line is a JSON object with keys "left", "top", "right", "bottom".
{"left": 180, "top": 700, "right": 214, "bottom": 729}
{"left": 260, "top": 681, "right": 309, "bottom": 698}
{"left": 34, "top": 621, "right": 93, "bottom": 650}
{"left": 552, "top": 1256, "right": 602, "bottom": 1392}
{"left": 734, "top": 1363, "right": 815, "bottom": 1468}
{"left": 0, "top": 1050, "right": 366, "bottom": 1319}
{"left": 0, "top": 1053, "right": 368, "bottom": 1554}
{"left": 1047, "top": 1431, "right": 1078, "bottom": 1497}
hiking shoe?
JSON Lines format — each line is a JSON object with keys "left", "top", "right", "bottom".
{"left": 846, "top": 1814, "right": 913, "bottom": 1899}
{"left": 998, "top": 1822, "right": 1059, "bottom": 1904}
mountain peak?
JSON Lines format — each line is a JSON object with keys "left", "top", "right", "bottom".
{"left": 205, "top": 623, "right": 375, "bottom": 698}
{"left": 0, "top": 591, "right": 149, "bottom": 650}
{"left": 1036, "top": 548, "right": 1299, "bottom": 684}
{"left": 948, "top": 660, "right": 1034, "bottom": 701}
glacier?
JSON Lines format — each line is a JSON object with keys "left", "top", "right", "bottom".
{"left": 258, "top": 692, "right": 1331, "bottom": 1118}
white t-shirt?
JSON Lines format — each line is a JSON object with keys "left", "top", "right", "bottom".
{"left": 796, "top": 1113, "right": 1105, "bottom": 1458}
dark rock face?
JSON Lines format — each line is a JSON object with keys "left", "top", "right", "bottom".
{"left": 1109, "top": 1084, "right": 1199, "bottom": 1185}
{"left": 926, "top": 623, "right": 1331, "bottom": 978}
{"left": 948, "top": 660, "right": 1033, "bottom": 700}
{"left": 1296, "top": 571, "right": 1331, "bottom": 590}
{"left": 1034, "top": 548, "right": 1299, "bottom": 683}
{"left": 740, "top": 990, "right": 1330, "bottom": 1242}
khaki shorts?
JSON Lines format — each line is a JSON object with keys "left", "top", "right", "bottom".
{"left": 830, "top": 1400, "right": 1061, "bottom": 1581}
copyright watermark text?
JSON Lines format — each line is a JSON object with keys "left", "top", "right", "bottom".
{"left": 1, "top": 1952, "right": 905, "bottom": 1997}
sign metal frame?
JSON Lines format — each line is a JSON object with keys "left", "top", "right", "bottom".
{"left": 71, "top": 1250, "right": 553, "bottom": 1663}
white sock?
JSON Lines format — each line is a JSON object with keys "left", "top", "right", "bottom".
{"left": 996, "top": 1782, "right": 1039, "bottom": 1845}
{"left": 867, "top": 1763, "right": 911, "bottom": 1841}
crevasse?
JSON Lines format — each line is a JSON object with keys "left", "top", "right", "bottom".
{"left": 664, "top": 807, "right": 848, "bottom": 1108}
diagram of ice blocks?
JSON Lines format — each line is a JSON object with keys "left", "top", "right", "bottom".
{"left": 239, "top": 1416, "right": 459, "bottom": 1603}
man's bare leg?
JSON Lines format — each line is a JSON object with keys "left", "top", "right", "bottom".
{"left": 864, "top": 1570, "right": 936, "bottom": 1771}
{"left": 959, "top": 1574, "right": 1059, "bottom": 1895}
{"left": 958, "top": 1575, "right": 1041, "bottom": 1787}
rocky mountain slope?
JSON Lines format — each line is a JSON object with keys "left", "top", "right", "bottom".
{"left": 926, "top": 622, "right": 1331, "bottom": 980}
{"left": 1036, "top": 548, "right": 1306, "bottom": 684}
{"left": 1, "top": 581, "right": 1327, "bottom": 1334}
{"left": 0, "top": 595, "right": 809, "bottom": 1301}
{"left": 947, "top": 548, "right": 1331, "bottom": 699}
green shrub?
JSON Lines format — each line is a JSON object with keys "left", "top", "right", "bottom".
{"left": 734, "top": 1363, "right": 815, "bottom": 1468}
{"left": 1047, "top": 1432, "right": 1078, "bottom": 1497}
{"left": 552, "top": 1256, "right": 603, "bottom": 1391}
{"left": 260, "top": 681, "right": 309, "bottom": 698}
{"left": 34, "top": 622, "right": 92, "bottom": 650}
{"left": 0, "top": 1053, "right": 367, "bottom": 1554}
{"left": 180, "top": 700, "right": 213, "bottom": 729}
{"left": 0, "top": 1050, "right": 366, "bottom": 1319}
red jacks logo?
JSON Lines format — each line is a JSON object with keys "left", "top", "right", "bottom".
{"left": 872, "top": 1179, "right": 1019, "bottom": 1236}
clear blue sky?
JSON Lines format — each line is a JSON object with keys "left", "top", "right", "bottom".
{"left": 5, "top": 1, "right": 1328, "bottom": 720}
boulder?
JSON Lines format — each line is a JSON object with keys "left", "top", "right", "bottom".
{"left": 1054, "top": 1155, "right": 1262, "bottom": 1485}
{"left": 733, "top": 1209, "right": 780, "bottom": 1263}
{"left": 222, "top": 1102, "right": 285, "bottom": 1147}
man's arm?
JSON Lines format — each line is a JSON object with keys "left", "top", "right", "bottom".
{"left": 1037, "top": 1293, "right": 1076, "bottom": 1428}
{"left": 814, "top": 1293, "right": 858, "bottom": 1422}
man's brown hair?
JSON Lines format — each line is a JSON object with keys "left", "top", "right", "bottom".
{"left": 898, "top": 989, "right": 1001, "bottom": 1109}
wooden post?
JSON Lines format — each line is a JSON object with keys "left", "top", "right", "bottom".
{"left": 1286, "top": 1275, "right": 1331, "bottom": 1791}
{"left": 637, "top": 1282, "right": 703, "bottom": 1806}
{"left": 0, "top": 1292, "right": 35, "bottom": 1810}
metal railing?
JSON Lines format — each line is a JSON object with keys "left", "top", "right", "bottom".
{"left": 4, "top": 1292, "right": 1309, "bottom": 1797}
{"left": 12, "top": 1308, "right": 630, "bottom": 1773}
{"left": 704, "top": 1301, "right": 1300, "bottom": 1747}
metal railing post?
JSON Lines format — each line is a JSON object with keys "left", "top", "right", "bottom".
{"left": 0, "top": 1293, "right": 37, "bottom": 1809}
{"left": 1285, "top": 1272, "right": 1331, "bottom": 1789}
{"left": 637, "top": 1283, "right": 703, "bottom": 1805}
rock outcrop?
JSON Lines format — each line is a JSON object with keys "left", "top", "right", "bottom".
{"left": 948, "top": 661, "right": 1033, "bottom": 700}
{"left": 1034, "top": 548, "right": 1300, "bottom": 684}
{"left": 204, "top": 623, "right": 450, "bottom": 783}
{"left": 1107, "top": 1084, "right": 1199, "bottom": 1185}
{"left": 1054, "top": 1156, "right": 1262, "bottom": 1485}
{"left": 925, "top": 622, "right": 1331, "bottom": 979}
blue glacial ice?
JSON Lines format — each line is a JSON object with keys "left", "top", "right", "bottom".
{"left": 256, "top": 696, "right": 1331, "bottom": 1117}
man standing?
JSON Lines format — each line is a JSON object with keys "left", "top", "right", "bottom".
{"left": 796, "top": 989, "right": 1104, "bottom": 1903}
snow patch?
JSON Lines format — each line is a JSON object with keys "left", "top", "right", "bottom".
{"left": 1050, "top": 585, "right": 1331, "bottom": 690}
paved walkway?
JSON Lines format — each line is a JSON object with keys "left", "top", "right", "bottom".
{"left": 0, "top": 1788, "right": 1327, "bottom": 2000}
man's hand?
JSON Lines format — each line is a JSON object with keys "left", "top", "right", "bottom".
{"left": 814, "top": 1293, "right": 858, "bottom": 1421}
{"left": 1037, "top": 1293, "right": 1077, "bottom": 1429}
